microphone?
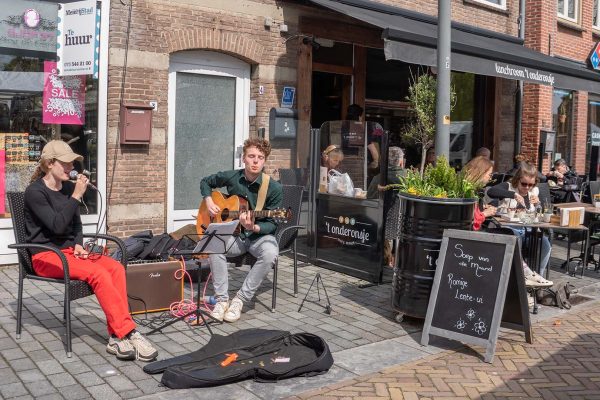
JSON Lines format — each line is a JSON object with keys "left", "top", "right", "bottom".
{"left": 69, "top": 170, "right": 97, "bottom": 190}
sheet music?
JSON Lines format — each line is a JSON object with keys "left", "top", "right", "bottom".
{"left": 192, "top": 220, "right": 239, "bottom": 254}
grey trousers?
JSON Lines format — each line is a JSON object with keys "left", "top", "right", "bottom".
{"left": 209, "top": 234, "right": 278, "bottom": 303}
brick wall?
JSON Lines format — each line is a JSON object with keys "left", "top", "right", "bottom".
{"left": 523, "top": 0, "right": 598, "bottom": 174}
{"left": 104, "top": 0, "right": 521, "bottom": 235}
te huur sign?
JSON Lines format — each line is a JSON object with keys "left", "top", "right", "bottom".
{"left": 421, "top": 229, "right": 532, "bottom": 363}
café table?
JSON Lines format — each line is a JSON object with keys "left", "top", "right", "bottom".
{"left": 494, "top": 217, "right": 588, "bottom": 277}
{"left": 554, "top": 202, "right": 600, "bottom": 275}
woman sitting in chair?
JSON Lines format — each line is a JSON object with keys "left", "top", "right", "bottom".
{"left": 23, "top": 140, "right": 158, "bottom": 362}
{"left": 486, "top": 161, "right": 553, "bottom": 286}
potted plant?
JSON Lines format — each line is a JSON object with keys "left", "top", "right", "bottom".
{"left": 387, "top": 158, "right": 480, "bottom": 321}
{"left": 402, "top": 71, "right": 456, "bottom": 176}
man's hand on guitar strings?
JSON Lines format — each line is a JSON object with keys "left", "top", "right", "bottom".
{"left": 239, "top": 211, "right": 255, "bottom": 231}
{"left": 205, "top": 197, "right": 221, "bottom": 216}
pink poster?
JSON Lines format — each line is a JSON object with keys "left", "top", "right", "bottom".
{"left": 0, "top": 150, "right": 5, "bottom": 214}
{"left": 42, "top": 61, "right": 85, "bottom": 125}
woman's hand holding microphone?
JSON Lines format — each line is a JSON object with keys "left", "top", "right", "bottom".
{"left": 69, "top": 170, "right": 90, "bottom": 201}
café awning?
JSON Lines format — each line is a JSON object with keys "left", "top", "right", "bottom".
{"left": 309, "top": 0, "right": 600, "bottom": 93}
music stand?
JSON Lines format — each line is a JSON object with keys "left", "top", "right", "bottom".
{"left": 146, "top": 222, "right": 238, "bottom": 335}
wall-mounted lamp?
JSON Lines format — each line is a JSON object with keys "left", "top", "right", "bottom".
{"left": 302, "top": 36, "right": 320, "bottom": 50}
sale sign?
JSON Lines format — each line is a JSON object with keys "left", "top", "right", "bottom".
{"left": 42, "top": 61, "right": 85, "bottom": 125}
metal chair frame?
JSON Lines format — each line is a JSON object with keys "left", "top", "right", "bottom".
{"left": 226, "top": 185, "right": 305, "bottom": 312}
{"left": 7, "top": 192, "right": 127, "bottom": 357}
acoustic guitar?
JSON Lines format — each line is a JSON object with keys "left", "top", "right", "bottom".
{"left": 196, "top": 191, "right": 291, "bottom": 236}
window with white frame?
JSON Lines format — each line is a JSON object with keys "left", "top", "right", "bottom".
{"left": 558, "top": 0, "right": 579, "bottom": 23}
{"left": 471, "top": 0, "right": 506, "bottom": 9}
{"left": 594, "top": 0, "right": 600, "bottom": 29}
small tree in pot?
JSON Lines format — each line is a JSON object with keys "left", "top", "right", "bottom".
{"left": 402, "top": 71, "right": 456, "bottom": 176}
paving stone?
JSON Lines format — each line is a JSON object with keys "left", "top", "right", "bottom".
{"left": 59, "top": 384, "right": 91, "bottom": 400}
{"left": 0, "top": 381, "right": 29, "bottom": 398}
{"left": 26, "top": 379, "right": 57, "bottom": 397}
{"left": 49, "top": 372, "right": 77, "bottom": 388}
{"left": 73, "top": 371, "right": 104, "bottom": 387}
{"left": 86, "top": 384, "right": 121, "bottom": 400}
{"left": 16, "top": 369, "right": 46, "bottom": 383}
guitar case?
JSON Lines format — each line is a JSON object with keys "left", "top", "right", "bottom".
{"left": 143, "top": 329, "right": 333, "bottom": 388}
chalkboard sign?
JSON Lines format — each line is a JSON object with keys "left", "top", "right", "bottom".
{"left": 421, "top": 229, "right": 521, "bottom": 363}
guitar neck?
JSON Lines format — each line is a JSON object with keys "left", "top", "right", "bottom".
{"left": 230, "top": 210, "right": 275, "bottom": 219}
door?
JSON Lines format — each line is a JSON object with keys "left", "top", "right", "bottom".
{"left": 167, "top": 51, "right": 250, "bottom": 232}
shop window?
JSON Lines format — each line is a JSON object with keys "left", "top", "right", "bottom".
{"left": 594, "top": 0, "right": 600, "bottom": 29}
{"left": 366, "top": 48, "right": 410, "bottom": 102}
{"left": 0, "top": 1, "right": 99, "bottom": 216}
{"left": 558, "top": 0, "right": 579, "bottom": 23}
{"left": 471, "top": 0, "right": 506, "bottom": 10}
{"left": 552, "top": 89, "right": 573, "bottom": 165}
{"left": 587, "top": 98, "right": 600, "bottom": 175}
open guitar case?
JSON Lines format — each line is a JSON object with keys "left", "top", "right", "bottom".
{"left": 143, "top": 329, "right": 334, "bottom": 388}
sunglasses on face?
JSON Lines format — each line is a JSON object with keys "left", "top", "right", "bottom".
{"left": 519, "top": 181, "right": 535, "bottom": 188}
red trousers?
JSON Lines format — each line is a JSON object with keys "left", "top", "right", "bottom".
{"left": 32, "top": 248, "right": 136, "bottom": 339}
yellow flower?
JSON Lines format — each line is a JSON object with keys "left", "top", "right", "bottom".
{"left": 408, "top": 187, "right": 417, "bottom": 195}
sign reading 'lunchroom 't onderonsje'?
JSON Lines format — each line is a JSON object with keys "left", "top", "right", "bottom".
{"left": 421, "top": 230, "right": 517, "bottom": 363}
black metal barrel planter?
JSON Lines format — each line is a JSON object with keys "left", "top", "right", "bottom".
{"left": 392, "top": 192, "right": 476, "bottom": 320}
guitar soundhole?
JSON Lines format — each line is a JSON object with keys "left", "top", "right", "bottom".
{"left": 221, "top": 209, "right": 229, "bottom": 220}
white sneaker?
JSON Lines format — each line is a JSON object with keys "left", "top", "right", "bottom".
{"left": 106, "top": 336, "right": 135, "bottom": 360}
{"left": 224, "top": 297, "right": 243, "bottom": 323}
{"left": 210, "top": 301, "right": 229, "bottom": 322}
{"left": 128, "top": 331, "right": 158, "bottom": 362}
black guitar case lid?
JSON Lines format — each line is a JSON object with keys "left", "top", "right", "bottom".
{"left": 143, "top": 329, "right": 334, "bottom": 389}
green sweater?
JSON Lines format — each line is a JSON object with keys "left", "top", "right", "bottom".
{"left": 200, "top": 169, "right": 283, "bottom": 239}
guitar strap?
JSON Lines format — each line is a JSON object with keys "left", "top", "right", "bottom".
{"left": 255, "top": 173, "right": 270, "bottom": 211}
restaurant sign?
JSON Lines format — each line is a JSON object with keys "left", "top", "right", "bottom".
{"left": 0, "top": 1, "right": 57, "bottom": 53}
{"left": 321, "top": 214, "right": 376, "bottom": 248}
{"left": 493, "top": 63, "right": 555, "bottom": 86}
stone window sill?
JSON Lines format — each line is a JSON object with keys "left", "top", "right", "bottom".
{"left": 557, "top": 18, "right": 585, "bottom": 33}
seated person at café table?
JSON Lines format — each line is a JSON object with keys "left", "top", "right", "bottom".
{"left": 546, "top": 158, "right": 579, "bottom": 203}
{"left": 200, "top": 137, "right": 283, "bottom": 323}
{"left": 367, "top": 146, "right": 406, "bottom": 199}
{"left": 461, "top": 156, "right": 497, "bottom": 231}
{"left": 486, "top": 162, "right": 553, "bottom": 286}
{"left": 321, "top": 144, "right": 344, "bottom": 171}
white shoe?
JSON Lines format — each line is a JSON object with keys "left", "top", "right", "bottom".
{"left": 211, "top": 301, "right": 229, "bottom": 322}
{"left": 528, "top": 271, "right": 553, "bottom": 287}
{"left": 128, "top": 331, "right": 158, "bottom": 362}
{"left": 224, "top": 297, "right": 243, "bottom": 323}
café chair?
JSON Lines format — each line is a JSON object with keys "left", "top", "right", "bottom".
{"left": 7, "top": 192, "right": 127, "bottom": 358}
{"left": 226, "top": 185, "right": 305, "bottom": 312}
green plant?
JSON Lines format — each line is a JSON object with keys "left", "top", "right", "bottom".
{"left": 402, "top": 71, "right": 456, "bottom": 176}
{"left": 387, "top": 156, "right": 479, "bottom": 199}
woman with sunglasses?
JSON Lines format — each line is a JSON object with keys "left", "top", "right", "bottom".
{"left": 24, "top": 140, "right": 158, "bottom": 362}
{"left": 487, "top": 162, "right": 553, "bottom": 285}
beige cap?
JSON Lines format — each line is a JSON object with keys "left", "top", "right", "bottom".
{"left": 41, "top": 140, "right": 83, "bottom": 162}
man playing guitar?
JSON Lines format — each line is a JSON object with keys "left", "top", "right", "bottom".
{"left": 200, "top": 137, "right": 283, "bottom": 323}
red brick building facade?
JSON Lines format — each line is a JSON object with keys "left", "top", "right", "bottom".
{"left": 104, "top": 0, "right": 600, "bottom": 237}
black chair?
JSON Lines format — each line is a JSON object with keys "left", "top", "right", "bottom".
{"left": 7, "top": 192, "right": 127, "bottom": 357}
{"left": 226, "top": 185, "right": 305, "bottom": 312}
{"left": 278, "top": 168, "right": 305, "bottom": 187}
{"left": 537, "top": 183, "right": 552, "bottom": 209}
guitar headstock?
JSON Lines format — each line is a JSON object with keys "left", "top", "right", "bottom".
{"left": 270, "top": 207, "right": 292, "bottom": 223}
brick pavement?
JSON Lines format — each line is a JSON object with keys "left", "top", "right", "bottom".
{"left": 0, "top": 239, "right": 599, "bottom": 399}
{"left": 289, "top": 299, "right": 600, "bottom": 400}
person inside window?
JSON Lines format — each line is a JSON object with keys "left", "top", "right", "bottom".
{"left": 486, "top": 162, "right": 553, "bottom": 286}
{"left": 24, "top": 140, "right": 158, "bottom": 362}
{"left": 462, "top": 156, "right": 496, "bottom": 230}
{"left": 200, "top": 137, "right": 282, "bottom": 323}
{"left": 321, "top": 144, "right": 345, "bottom": 172}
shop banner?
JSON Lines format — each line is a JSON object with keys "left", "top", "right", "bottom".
{"left": 0, "top": 1, "right": 57, "bottom": 53}
{"left": 42, "top": 61, "right": 85, "bottom": 125}
{"left": 56, "top": 0, "right": 97, "bottom": 76}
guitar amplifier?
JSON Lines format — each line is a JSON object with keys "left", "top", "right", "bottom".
{"left": 126, "top": 260, "right": 184, "bottom": 314}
